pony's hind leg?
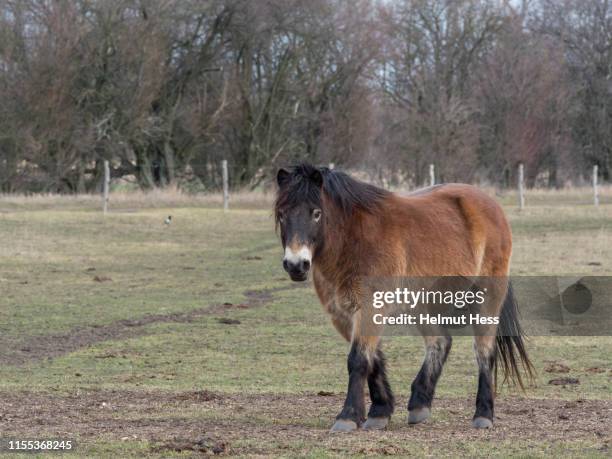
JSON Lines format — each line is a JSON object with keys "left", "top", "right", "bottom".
{"left": 363, "top": 345, "right": 395, "bottom": 430}
{"left": 471, "top": 276, "right": 508, "bottom": 428}
{"left": 408, "top": 334, "right": 452, "bottom": 424}
{"left": 472, "top": 335, "right": 496, "bottom": 428}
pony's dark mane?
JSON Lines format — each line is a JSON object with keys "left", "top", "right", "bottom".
{"left": 322, "top": 167, "right": 391, "bottom": 215}
{"left": 275, "top": 163, "right": 390, "bottom": 222}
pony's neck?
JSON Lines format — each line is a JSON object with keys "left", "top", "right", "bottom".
{"left": 315, "top": 199, "right": 362, "bottom": 284}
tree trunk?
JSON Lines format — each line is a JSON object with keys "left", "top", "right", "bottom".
{"left": 163, "top": 139, "right": 175, "bottom": 186}
{"left": 135, "top": 146, "right": 156, "bottom": 189}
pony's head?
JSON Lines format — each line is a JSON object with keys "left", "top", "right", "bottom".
{"left": 274, "top": 163, "right": 390, "bottom": 282}
{"left": 274, "top": 164, "right": 325, "bottom": 281}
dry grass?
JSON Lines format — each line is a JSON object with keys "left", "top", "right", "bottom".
{"left": 2, "top": 184, "right": 610, "bottom": 212}
{"left": 0, "top": 187, "right": 275, "bottom": 211}
{"left": 489, "top": 185, "right": 612, "bottom": 207}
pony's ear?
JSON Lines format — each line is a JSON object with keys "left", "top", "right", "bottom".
{"left": 277, "top": 168, "right": 291, "bottom": 187}
{"left": 310, "top": 168, "right": 323, "bottom": 187}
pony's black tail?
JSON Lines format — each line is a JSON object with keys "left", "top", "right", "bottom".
{"left": 495, "top": 282, "right": 535, "bottom": 390}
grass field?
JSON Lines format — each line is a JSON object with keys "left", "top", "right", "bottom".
{"left": 0, "top": 189, "right": 611, "bottom": 457}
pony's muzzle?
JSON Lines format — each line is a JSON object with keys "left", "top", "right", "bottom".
{"left": 283, "top": 246, "right": 312, "bottom": 281}
{"left": 283, "top": 258, "right": 310, "bottom": 281}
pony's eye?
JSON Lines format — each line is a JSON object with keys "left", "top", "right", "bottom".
{"left": 312, "top": 209, "right": 322, "bottom": 222}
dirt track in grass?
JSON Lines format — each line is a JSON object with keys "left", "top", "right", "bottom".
{"left": 0, "top": 390, "right": 610, "bottom": 456}
{"left": 0, "top": 285, "right": 304, "bottom": 366}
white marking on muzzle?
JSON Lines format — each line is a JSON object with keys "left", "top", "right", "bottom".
{"left": 284, "top": 245, "right": 312, "bottom": 265}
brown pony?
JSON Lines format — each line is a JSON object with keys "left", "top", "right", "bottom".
{"left": 275, "top": 163, "right": 533, "bottom": 432}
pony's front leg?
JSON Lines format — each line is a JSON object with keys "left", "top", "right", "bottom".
{"left": 362, "top": 345, "right": 395, "bottom": 430}
{"left": 330, "top": 337, "right": 376, "bottom": 432}
{"left": 408, "top": 334, "right": 452, "bottom": 424}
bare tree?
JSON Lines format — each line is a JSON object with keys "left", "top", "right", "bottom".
{"left": 378, "top": 0, "right": 503, "bottom": 184}
{"left": 533, "top": 0, "right": 612, "bottom": 181}
{"left": 477, "top": 11, "right": 573, "bottom": 187}
{"left": 0, "top": 0, "right": 607, "bottom": 192}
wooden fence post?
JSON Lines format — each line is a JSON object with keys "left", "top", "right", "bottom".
{"left": 429, "top": 164, "right": 435, "bottom": 186}
{"left": 222, "top": 160, "right": 229, "bottom": 212}
{"left": 518, "top": 163, "right": 525, "bottom": 210}
{"left": 593, "top": 164, "right": 599, "bottom": 206}
{"left": 103, "top": 160, "right": 110, "bottom": 215}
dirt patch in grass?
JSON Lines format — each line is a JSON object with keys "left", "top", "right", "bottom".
{"left": 152, "top": 437, "right": 227, "bottom": 455}
{"left": 0, "top": 390, "right": 609, "bottom": 456}
{"left": 0, "top": 284, "right": 304, "bottom": 366}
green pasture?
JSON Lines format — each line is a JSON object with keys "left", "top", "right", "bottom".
{"left": 0, "top": 192, "right": 610, "bottom": 457}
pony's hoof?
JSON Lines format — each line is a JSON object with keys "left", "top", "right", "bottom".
{"left": 330, "top": 419, "right": 358, "bottom": 433}
{"left": 408, "top": 407, "right": 431, "bottom": 424}
{"left": 472, "top": 417, "right": 493, "bottom": 429}
{"left": 363, "top": 417, "right": 389, "bottom": 431}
